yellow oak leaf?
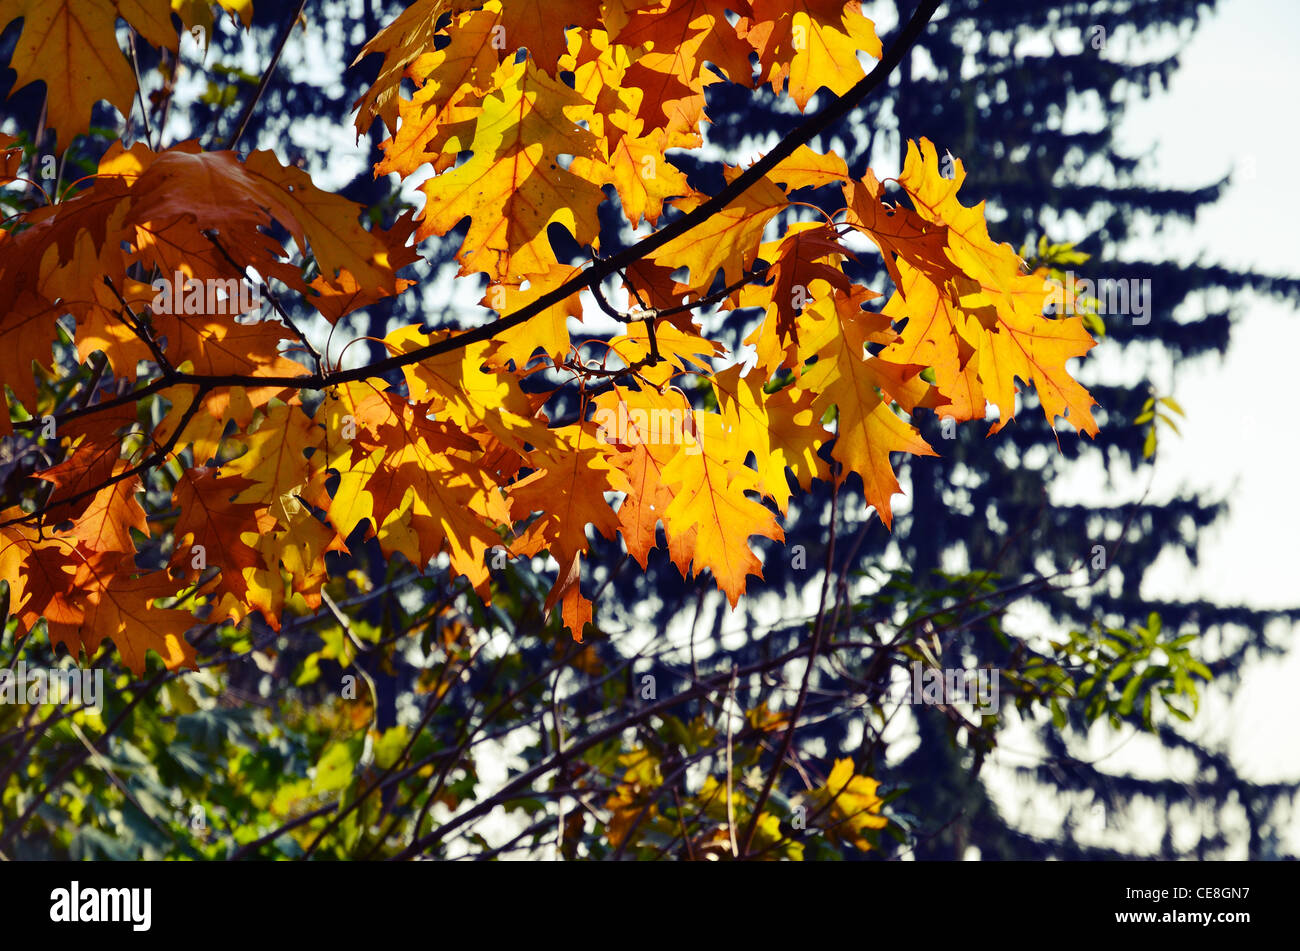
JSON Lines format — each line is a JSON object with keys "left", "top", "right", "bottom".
{"left": 713, "top": 365, "right": 829, "bottom": 514}
{"left": 387, "top": 324, "right": 553, "bottom": 454}
{"left": 658, "top": 411, "right": 785, "bottom": 606}
{"left": 650, "top": 172, "right": 787, "bottom": 294}
{"left": 482, "top": 263, "right": 586, "bottom": 368}
{"left": 220, "top": 402, "right": 324, "bottom": 523}
{"left": 894, "top": 138, "right": 1098, "bottom": 435}
{"left": 0, "top": 0, "right": 178, "bottom": 152}
{"left": 744, "top": 0, "right": 880, "bottom": 110}
{"left": 798, "top": 289, "right": 936, "bottom": 527}
{"left": 414, "top": 57, "right": 606, "bottom": 281}
{"left": 374, "top": 6, "right": 504, "bottom": 178}
{"left": 768, "top": 144, "right": 850, "bottom": 191}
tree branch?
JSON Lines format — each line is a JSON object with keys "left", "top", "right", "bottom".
{"left": 16, "top": 0, "right": 941, "bottom": 428}
{"left": 224, "top": 0, "right": 308, "bottom": 151}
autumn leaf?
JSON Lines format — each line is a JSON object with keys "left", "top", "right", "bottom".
{"left": 368, "top": 407, "right": 509, "bottom": 592}
{"left": 510, "top": 423, "right": 629, "bottom": 635}
{"left": 219, "top": 402, "right": 324, "bottom": 523}
{"left": 650, "top": 172, "right": 788, "bottom": 294}
{"left": 743, "top": 0, "right": 881, "bottom": 110}
{"left": 0, "top": 0, "right": 1100, "bottom": 681}
{"left": 171, "top": 467, "right": 274, "bottom": 604}
{"left": 0, "top": 292, "right": 62, "bottom": 434}
{"left": 482, "top": 263, "right": 586, "bottom": 367}
{"left": 712, "top": 364, "right": 828, "bottom": 514}
{"left": 33, "top": 438, "right": 127, "bottom": 522}
{"left": 763, "top": 221, "right": 854, "bottom": 351}
{"left": 0, "top": 0, "right": 178, "bottom": 151}
{"left": 409, "top": 57, "right": 605, "bottom": 281}
{"left": 768, "top": 144, "right": 850, "bottom": 191}
{"left": 65, "top": 464, "right": 149, "bottom": 555}
{"left": 594, "top": 384, "right": 697, "bottom": 570}
{"left": 890, "top": 138, "right": 1098, "bottom": 435}
{"left": 658, "top": 410, "right": 785, "bottom": 606}
{"left": 510, "top": 425, "right": 626, "bottom": 579}
{"left": 70, "top": 558, "right": 199, "bottom": 674}
{"left": 0, "top": 517, "right": 83, "bottom": 646}
{"left": 798, "top": 286, "right": 936, "bottom": 526}
{"left": 616, "top": 0, "right": 756, "bottom": 90}
{"left": 808, "top": 757, "right": 888, "bottom": 850}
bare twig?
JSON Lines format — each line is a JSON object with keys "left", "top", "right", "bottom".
{"left": 225, "top": 0, "right": 308, "bottom": 151}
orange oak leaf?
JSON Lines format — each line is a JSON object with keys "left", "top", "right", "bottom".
{"left": 593, "top": 384, "right": 698, "bottom": 569}
{"left": 797, "top": 287, "right": 936, "bottom": 527}
{"left": 764, "top": 221, "right": 854, "bottom": 351}
{"left": 890, "top": 138, "right": 1098, "bottom": 435}
{"left": 0, "top": 291, "right": 61, "bottom": 435}
{"left": 843, "top": 168, "right": 954, "bottom": 295}
{"left": 69, "top": 557, "right": 198, "bottom": 674}
{"left": 65, "top": 464, "right": 149, "bottom": 555}
{"left": 616, "top": 0, "right": 756, "bottom": 90}
{"left": 32, "top": 438, "right": 126, "bottom": 522}
{"left": 509, "top": 424, "right": 628, "bottom": 633}
{"left": 0, "top": 0, "right": 178, "bottom": 151}
{"left": 658, "top": 409, "right": 785, "bottom": 606}
{"left": 0, "top": 516, "right": 83, "bottom": 646}
{"left": 364, "top": 409, "right": 508, "bottom": 592}
{"left": 411, "top": 57, "right": 605, "bottom": 281}
{"left": 171, "top": 467, "right": 275, "bottom": 604}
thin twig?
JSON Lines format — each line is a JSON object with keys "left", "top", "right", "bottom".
{"left": 739, "top": 467, "right": 842, "bottom": 856}
{"left": 225, "top": 0, "right": 308, "bottom": 151}
{"left": 202, "top": 228, "right": 325, "bottom": 377}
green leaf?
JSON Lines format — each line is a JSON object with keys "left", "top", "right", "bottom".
{"left": 312, "top": 737, "right": 364, "bottom": 795}
{"left": 1142, "top": 427, "right": 1157, "bottom": 459}
{"left": 1118, "top": 669, "right": 1147, "bottom": 715}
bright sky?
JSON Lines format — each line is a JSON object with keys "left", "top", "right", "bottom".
{"left": 1120, "top": 0, "right": 1300, "bottom": 611}
{"left": 1111, "top": 0, "right": 1300, "bottom": 793}
{"left": 974, "top": 0, "right": 1300, "bottom": 856}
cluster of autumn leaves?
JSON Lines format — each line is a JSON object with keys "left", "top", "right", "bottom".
{"left": 0, "top": 0, "right": 1097, "bottom": 676}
